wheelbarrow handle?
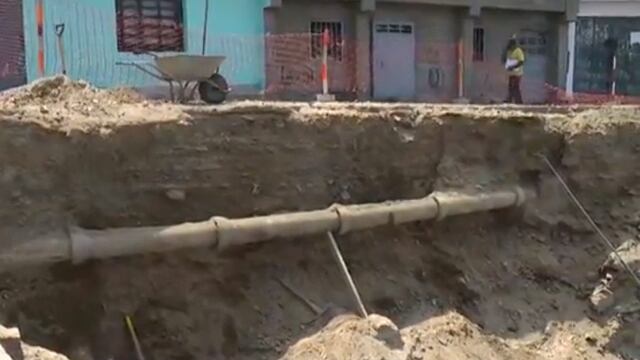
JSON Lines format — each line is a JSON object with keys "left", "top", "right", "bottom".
{"left": 132, "top": 50, "right": 159, "bottom": 59}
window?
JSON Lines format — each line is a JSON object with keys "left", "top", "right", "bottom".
{"left": 116, "top": 0, "right": 184, "bottom": 52}
{"left": 310, "top": 21, "right": 343, "bottom": 61}
{"left": 375, "top": 23, "right": 413, "bottom": 34}
{"left": 473, "top": 27, "right": 484, "bottom": 62}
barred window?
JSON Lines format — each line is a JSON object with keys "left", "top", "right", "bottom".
{"left": 310, "top": 21, "right": 343, "bottom": 61}
{"left": 116, "top": 0, "right": 184, "bottom": 52}
{"left": 473, "top": 27, "right": 485, "bottom": 62}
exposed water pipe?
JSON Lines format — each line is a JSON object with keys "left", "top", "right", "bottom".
{"left": 1, "top": 187, "right": 531, "bottom": 269}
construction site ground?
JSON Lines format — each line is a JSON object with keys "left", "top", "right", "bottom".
{"left": 0, "top": 77, "right": 638, "bottom": 359}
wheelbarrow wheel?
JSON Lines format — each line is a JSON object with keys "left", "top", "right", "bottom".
{"left": 198, "top": 73, "right": 228, "bottom": 104}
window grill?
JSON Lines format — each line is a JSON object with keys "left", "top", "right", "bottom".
{"left": 116, "top": 0, "right": 184, "bottom": 52}
{"left": 310, "top": 21, "right": 343, "bottom": 61}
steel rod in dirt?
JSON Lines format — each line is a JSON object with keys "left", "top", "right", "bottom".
{"left": 540, "top": 154, "right": 640, "bottom": 288}
{"left": 125, "top": 315, "right": 146, "bottom": 360}
{"left": 326, "top": 232, "right": 368, "bottom": 318}
{"left": 277, "top": 277, "right": 323, "bottom": 315}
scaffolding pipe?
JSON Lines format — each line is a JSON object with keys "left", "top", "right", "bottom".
{"left": 1, "top": 187, "right": 531, "bottom": 269}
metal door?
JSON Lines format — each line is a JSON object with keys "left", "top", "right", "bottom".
{"left": 373, "top": 23, "right": 415, "bottom": 101}
{"left": 519, "top": 31, "right": 548, "bottom": 104}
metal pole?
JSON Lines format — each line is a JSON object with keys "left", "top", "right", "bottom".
{"left": 326, "top": 232, "right": 368, "bottom": 318}
{"left": 566, "top": 21, "right": 576, "bottom": 98}
{"left": 36, "top": 0, "right": 45, "bottom": 77}
{"left": 201, "top": 0, "right": 209, "bottom": 55}
{"left": 457, "top": 40, "right": 464, "bottom": 99}
{"left": 611, "top": 55, "right": 617, "bottom": 96}
{"left": 125, "top": 315, "right": 146, "bottom": 360}
{"left": 322, "top": 28, "right": 329, "bottom": 95}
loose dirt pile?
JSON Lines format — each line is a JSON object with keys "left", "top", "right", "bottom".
{"left": 0, "top": 76, "right": 183, "bottom": 132}
{"left": 0, "top": 80, "right": 639, "bottom": 359}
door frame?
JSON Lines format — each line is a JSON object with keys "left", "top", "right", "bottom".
{"left": 372, "top": 21, "right": 416, "bottom": 100}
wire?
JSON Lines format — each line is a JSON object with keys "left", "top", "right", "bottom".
{"left": 539, "top": 154, "right": 640, "bottom": 289}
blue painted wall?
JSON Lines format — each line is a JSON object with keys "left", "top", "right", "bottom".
{"left": 23, "top": 0, "right": 267, "bottom": 91}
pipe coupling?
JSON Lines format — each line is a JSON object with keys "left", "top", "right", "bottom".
{"left": 513, "top": 186, "right": 527, "bottom": 207}
{"left": 430, "top": 195, "right": 447, "bottom": 221}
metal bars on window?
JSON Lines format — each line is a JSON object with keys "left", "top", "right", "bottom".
{"left": 310, "top": 21, "right": 343, "bottom": 61}
{"left": 473, "top": 27, "right": 484, "bottom": 62}
{"left": 375, "top": 23, "right": 413, "bottom": 34}
{"left": 116, "top": 0, "right": 184, "bottom": 52}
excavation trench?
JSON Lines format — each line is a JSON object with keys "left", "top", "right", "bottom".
{"left": 0, "top": 88, "right": 638, "bottom": 359}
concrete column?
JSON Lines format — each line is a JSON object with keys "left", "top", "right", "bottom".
{"left": 460, "top": 15, "right": 475, "bottom": 101}
{"left": 565, "top": 21, "right": 576, "bottom": 96}
{"left": 355, "top": 11, "right": 372, "bottom": 100}
{"left": 556, "top": 20, "right": 569, "bottom": 89}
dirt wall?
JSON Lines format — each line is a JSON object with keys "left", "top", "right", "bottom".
{"left": 0, "top": 97, "right": 639, "bottom": 359}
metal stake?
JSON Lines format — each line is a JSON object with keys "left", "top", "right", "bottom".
{"left": 202, "top": 0, "right": 209, "bottom": 55}
{"left": 326, "top": 232, "right": 368, "bottom": 318}
{"left": 540, "top": 154, "right": 640, "bottom": 289}
{"left": 125, "top": 315, "right": 146, "bottom": 360}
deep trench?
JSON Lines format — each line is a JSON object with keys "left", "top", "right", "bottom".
{"left": 0, "top": 105, "right": 638, "bottom": 359}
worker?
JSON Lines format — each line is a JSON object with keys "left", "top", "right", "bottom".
{"left": 503, "top": 37, "right": 525, "bottom": 104}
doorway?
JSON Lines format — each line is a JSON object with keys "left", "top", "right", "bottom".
{"left": 373, "top": 22, "right": 416, "bottom": 101}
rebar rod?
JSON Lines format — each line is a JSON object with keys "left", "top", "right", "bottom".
{"left": 539, "top": 154, "right": 640, "bottom": 289}
{"left": 327, "top": 232, "right": 368, "bottom": 318}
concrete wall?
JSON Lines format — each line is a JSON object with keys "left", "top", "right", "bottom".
{"left": 0, "top": 0, "right": 26, "bottom": 90}
{"left": 471, "top": 9, "right": 559, "bottom": 102}
{"left": 374, "top": 3, "right": 460, "bottom": 101}
{"left": 22, "top": 0, "right": 266, "bottom": 92}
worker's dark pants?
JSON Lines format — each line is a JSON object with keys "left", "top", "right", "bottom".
{"left": 507, "top": 75, "right": 523, "bottom": 104}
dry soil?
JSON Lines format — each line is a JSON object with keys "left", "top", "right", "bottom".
{"left": 0, "top": 77, "right": 638, "bottom": 359}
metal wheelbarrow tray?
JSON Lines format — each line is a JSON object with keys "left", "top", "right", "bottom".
{"left": 117, "top": 54, "right": 231, "bottom": 104}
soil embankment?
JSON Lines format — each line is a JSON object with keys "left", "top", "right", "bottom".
{"left": 0, "top": 78, "right": 639, "bottom": 359}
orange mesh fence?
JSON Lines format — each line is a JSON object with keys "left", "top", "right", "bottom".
{"left": 546, "top": 84, "right": 640, "bottom": 105}
{"left": 265, "top": 33, "right": 360, "bottom": 96}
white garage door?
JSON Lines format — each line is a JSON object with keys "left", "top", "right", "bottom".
{"left": 373, "top": 23, "right": 416, "bottom": 101}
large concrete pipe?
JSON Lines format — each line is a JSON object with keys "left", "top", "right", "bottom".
{"left": 1, "top": 187, "right": 531, "bottom": 269}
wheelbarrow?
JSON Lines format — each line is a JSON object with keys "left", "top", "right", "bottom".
{"left": 116, "top": 53, "right": 230, "bottom": 104}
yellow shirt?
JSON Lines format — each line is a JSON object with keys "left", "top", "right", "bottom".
{"left": 507, "top": 48, "right": 525, "bottom": 76}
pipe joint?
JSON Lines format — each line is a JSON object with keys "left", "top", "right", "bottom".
{"left": 513, "top": 186, "right": 527, "bottom": 207}
{"left": 70, "top": 226, "right": 92, "bottom": 264}
{"left": 431, "top": 195, "right": 447, "bottom": 221}
{"left": 212, "top": 216, "right": 233, "bottom": 251}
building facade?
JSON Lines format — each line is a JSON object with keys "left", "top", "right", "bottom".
{"left": 568, "top": 0, "right": 640, "bottom": 96}
{"left": 22, "top": 0, "right": 268, "bottom": 94}
{"left": 265, "top": 0, "right": 578, "bottom": 103}
{"left": 19, "top": 0, "right": 579, "bottom": 103}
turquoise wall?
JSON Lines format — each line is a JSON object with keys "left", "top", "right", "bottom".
{"left": 23, "top": 0, "right": 266, "bottom": 91}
